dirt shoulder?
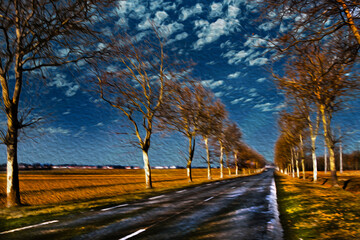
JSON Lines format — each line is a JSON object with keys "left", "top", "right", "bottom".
{"left": 275, "top": 171, "right": 360, "bottom": 240}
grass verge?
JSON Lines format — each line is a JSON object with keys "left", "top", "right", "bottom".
{"left": 275, "top": 171, "right": 360, "bottom": 240}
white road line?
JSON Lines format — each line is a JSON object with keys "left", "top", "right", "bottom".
{"left": 119, "top": 228, "right": 146, "bottom": 240}
{"left": 0, "top": 220, "right": 59, "bottom": 235}
{"left": 101, "top": 204, "right": 129, "bottom": 212}
{"left": 176, "top": 190, "right": 186, "bottom": 193}
{"left": 204, "top": 197, "right": 214, "bottom": 202}
{"left": 231, "top": 186, "right": 236, "bottom": 189}
{"left": 149, "top": 195, "right": 165, "bottom": 200}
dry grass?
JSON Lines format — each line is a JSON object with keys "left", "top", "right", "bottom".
{"left": 0, "top": 168, "right": 242, "bottom": 207}
{"left": 276, "top": 171, "right": 360, "bottom": 240}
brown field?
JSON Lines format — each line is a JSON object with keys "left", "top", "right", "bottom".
{"left": 0, "top": 168, "right": 250, "bottom": 207}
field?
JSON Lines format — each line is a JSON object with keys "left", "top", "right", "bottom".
{"left": 0, "top": 168, "right": 249, "bottom": 207}
{"left": 0, "top": 168, "right": 259, "bottom": 231}
{"left": 276, "top": 171, "right": 360, "bottom": 240}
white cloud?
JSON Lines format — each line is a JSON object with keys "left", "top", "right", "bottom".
{"left": 48, "top": 74, "right": 80, "bottom": 97}
{"left": 228, "top": 5, "right": 240, "bottom": 18}
{"left": 179, "top": 3, "right": 203, "bottom": 21}
{"left": 258, "top": 22, "right": 276, "bottom": 31}
{"left": 194, "top": 18, "right": 239, "bottom": 49}
{"left": 201, "top": 79, "right": 224, "bottom": 89}
{"left": 231, "top": 98, "right": 242, "bottom": 104}
{"left": 253, "top": 103, "right": 275, "bottom": 112}
{"left": 248, "top": 57, "right": 268, "bottom": 66}
{"left": 223, "top": 49, "right": 254, "bottom": 64}
{"left": 244, "top": 35, "right": 268, "bottom": 47}
{"left": 155, "top": 11, "right": 168, "bottom": 23}
{"left": 175, "top": 32, "right": 188, "bottom": 41}
{"left": 209, "top": 2, "right": 223, "bottom": 18}
{"left": 256, "top": 77, "right": 266, "bottom": 83}
{"left": 228, "top": 72, "right": 241, "bottom": 79}
{"left": 40, "top": 127, "right": 70, "bottom": 135}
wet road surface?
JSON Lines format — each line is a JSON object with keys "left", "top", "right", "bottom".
{"left": 1, "top": 169, "right": 282, "bottom": 240}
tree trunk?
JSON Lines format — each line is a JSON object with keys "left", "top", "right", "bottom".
{"left": 219, "top": 142, "right": 224, "bottom": 179}
{"left": 6, "top": 129, "right": 21, "bottom": 207}
{"left": 340, "top": 140, "right": 343, "bottom": 173}
{"left": 6, "top": 106, "right": 21, "bottom": 207}
{"left": 324, "top": 142, "right": 328, "bottom": 174}
{"left": 291, "top": 148, "right": 295, "bottom": 178}
{"left": 142, "top": 149, "right": 152, "bottom": 189}
{"left": 187, "top": 136, "right": 195, "bottom": 182}
{"left": 296, "top": 158, "right": 300, "bottom": 178}
{"left": 234, "top": 152, "right": 238, "bottom": 175}
{"left": 300, "top": 134, "right": 306, "bottom": 180}
{"left": 311, "top": 136, "right": 318, "bottom": 182}
{"left": 226, "top": 153, "right": 231, "bottom": 176}
{"left": 320, "top": 104, "right": 338, "bottom": 186}
{"left": 204, "top": 137, "right": 211, "bottom": 180}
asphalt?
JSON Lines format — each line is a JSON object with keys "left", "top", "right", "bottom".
{"left": 1, "top": 168, "right": 283, "bottom": 240}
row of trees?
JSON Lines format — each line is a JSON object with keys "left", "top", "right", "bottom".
{"left": 0, "top": 1, "right": 265, "bottom": 207}
{"left": 261, "top": 0, "right": 360, "bottom": 186}
{"left": 94, "top": 29, "right": 266, "bottom": 189}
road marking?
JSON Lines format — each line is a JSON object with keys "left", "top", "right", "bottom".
{"left": 204, "top": 197, "right": 214, "bottom": 202}
{"left": 231, "top": 186, "right": 236, "bottom": 189}
{"left": 176, "top": 189, "right": 186, "bottom": 193}
{"left": 0, "top": 220, "right": 59, "bottom": 235}
{"left": 119, "top": 228, "right": 146, "bottom": 240}
{"left": 149, "top": 195, "right": 165, "bottom": 200}
{"left": 101, "top": 204, "right": 129, "bottom": 212}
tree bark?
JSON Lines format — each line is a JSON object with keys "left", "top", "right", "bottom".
{"left": 300, "top": 134, "right": 306, "bottom": 180}
{"left": 219, "top": 142, "right": 224, "bottom": 179}
{"left": 142, "top": 148, "right": 152, "bottom": 189}
{"left": 320, "top": 104, "right": 339, "bottom": 186}
{"left": 234, "top": 152, "right": 239, "bottom": 175}
{"left": 311, "top": 136, "right": 318, "bottom": 182}
{"left": 187, "top": 136, "right": 195, "bottom": 182}
{"left": 6, "top": 122, "right": 21, "bottom": 207}
{"left": 204, "top": 137, "right": 211, "bottom": 180}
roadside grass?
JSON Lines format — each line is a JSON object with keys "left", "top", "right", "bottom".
{"left": 275, "top": 171, "right": 360, "bottom": 240}
{"left": 0, "top": 168, "right": 259, "bottom": 232}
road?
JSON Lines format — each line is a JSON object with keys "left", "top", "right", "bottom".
{"left": 1, "top": 169, "right": 283, "bottom": 240}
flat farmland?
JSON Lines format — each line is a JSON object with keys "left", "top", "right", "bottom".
{"left": 0, "top": 168, "right": 240, "bottom": 207}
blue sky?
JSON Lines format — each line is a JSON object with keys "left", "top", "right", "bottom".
{"left": 1, "top": 0, "right": 359, "bottom": 167}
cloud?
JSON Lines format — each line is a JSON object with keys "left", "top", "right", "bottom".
{"left": 223, "top": 49, "right": 254, "bottom": 64}
{"left": 201, "top": 79, "right": 224, "bottom": 89}
{"left": 175, "top": 32, "right": 188, "bottom": 41}
{"left": 248, "top": 57, "right": 268, "bottom": 66}
{"left": 40, "top": 127, "right": 70, "bottom": 135}
{"left": 193, "top": 18, "right": 240, "bottom": 50}
{"left": 228, "top": 72, "right": 241, "bottom": 79}
{"left": 258, "top": 22, "right": 276, "bottom": 31}
{"left": 256, "top": 77, "right": 266, "bottom": 83}
{"left": 179, "top": 3, "right": 203, "bottom": 21}
{"left": 253, "top": 102, "right": 275, "bottom": 112}
{"left": 209, "top": 2, "right": 223, "bottom": 18}
{"left": 48, "top": 74, "right": 80, "bottom": 97}
{"left": 228, "top": 5, "right": 240, "bottom": 18}
{"left": 231, "top": 98, "right": 243, "bottom": 104}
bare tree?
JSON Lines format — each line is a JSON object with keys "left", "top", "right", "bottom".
{"left": 210, "top": 101, "right": 228, "bottom": 179}
{"left": 261, "top": 0, "right": 360, "bottom": 54}
{"left": 274, "top": 40, "right": 358, "bottom": 186}
{"left": 197, "top": 93, "right": 226, "bottom": 180}
{"left": 0, "top": 0, "right": 114, "bottom": 207}
{"left": 94, "top": 31, "right": 176, "bottom": 189}
{"left": 223, "top": 121, "right": 242, "bottom": 175}
{"left": 157, "top": 81, "right": 205, "bottom": 182}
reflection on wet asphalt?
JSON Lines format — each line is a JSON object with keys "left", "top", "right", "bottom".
{"left": 3, "top": 169, "right": 282, "bottom": 240}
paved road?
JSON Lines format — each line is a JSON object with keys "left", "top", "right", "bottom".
{"left": 1, "top": 169, "right": 283, "bottom": 240}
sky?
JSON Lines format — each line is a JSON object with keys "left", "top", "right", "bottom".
{"left": 0, "top": 0, "right": 359, "bottom": 168}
